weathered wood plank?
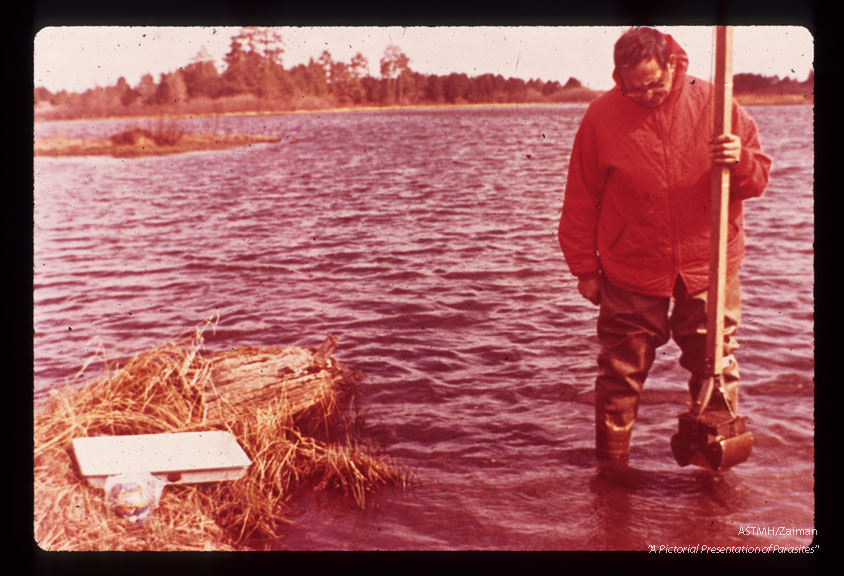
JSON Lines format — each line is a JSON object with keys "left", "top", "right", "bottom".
{"left": 204, "top": 336, "right": 344, "bottom": 418}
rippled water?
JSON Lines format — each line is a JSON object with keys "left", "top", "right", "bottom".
{"left": 33, "top": 104, "right": 814, "bottom": 550}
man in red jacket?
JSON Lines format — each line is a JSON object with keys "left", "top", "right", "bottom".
{"left": 558, "top": 27, "right": 771, "bottom": 464}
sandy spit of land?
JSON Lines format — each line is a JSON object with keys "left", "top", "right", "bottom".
{"left": 34, "top": 132, "right": 283, "bottom": 158}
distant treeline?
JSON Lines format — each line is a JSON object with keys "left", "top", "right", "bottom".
{"left": 33, "top": 27, "right": 599, "bottom": 120}
{"left": 33, "top": 27, "right": 814, "bottom": 120}
{"left": 733, "top": 70, "right": 814, "bottom": 95}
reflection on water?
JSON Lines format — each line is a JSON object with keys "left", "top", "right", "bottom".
{"left": 34, "top": 105, "right": 814, "bottom": 550}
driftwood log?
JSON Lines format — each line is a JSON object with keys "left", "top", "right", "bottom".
{"left": 206, "top": 335, "right": 343, "bottom": 419}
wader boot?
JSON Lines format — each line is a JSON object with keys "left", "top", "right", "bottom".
{"left": 595, "top": 275, "right": 671, "bottom": 462}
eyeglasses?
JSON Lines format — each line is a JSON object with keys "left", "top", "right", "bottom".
{"left": 621, "top": 66, "right": 671, "bottom": 98}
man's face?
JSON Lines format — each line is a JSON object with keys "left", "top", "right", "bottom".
{"left": 619, "top": 57, "right": 675, "bottom": 108}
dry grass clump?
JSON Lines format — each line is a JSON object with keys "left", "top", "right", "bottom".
{"left": 110, "top": 128, "right": 172, "bottom": 147}
{"left": 109, "top": 120, "right": 187, "bottom": 147}
{"left": 34, "top": 322, "right": 405, "bottom": 551}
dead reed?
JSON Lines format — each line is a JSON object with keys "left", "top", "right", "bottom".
{"left": 33, "top": 321, "right": 405, "bottom": 551}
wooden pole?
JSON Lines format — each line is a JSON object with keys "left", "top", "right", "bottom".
{"left": 705, "top": 25, "right": 733, "bottom": 382}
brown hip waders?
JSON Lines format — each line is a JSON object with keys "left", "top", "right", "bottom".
{"left": 594, "top": 273, "right": 741, "bottom": 461}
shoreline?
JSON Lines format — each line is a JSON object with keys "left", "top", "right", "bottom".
{"left": 735, "top": 92, "right": 814, "bottom": 106}
{"left": 34, "top": 93, "right": 812, "bottom": 125}
{"left": 33, "top": 100, "right": 594, "bottom": 125}
{"left": 33, "top": 93, "right": 812, "bottom": 158}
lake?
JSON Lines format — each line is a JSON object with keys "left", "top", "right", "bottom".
{"left": 33, "top": 103, "right": 815, "bottom": 550}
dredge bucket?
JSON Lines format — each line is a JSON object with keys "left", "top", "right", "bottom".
{"left": 671, "top": 410, "right": 753, "bottom": 470}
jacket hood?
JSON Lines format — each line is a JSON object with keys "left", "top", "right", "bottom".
{"left": 611, "top": 32, "right": 689, "bottom": 89}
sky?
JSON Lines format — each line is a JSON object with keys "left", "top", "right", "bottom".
{"left": 33, "top": 26, "right": 814, "bottom": 94}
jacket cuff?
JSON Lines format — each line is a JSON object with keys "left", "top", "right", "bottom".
{"left": 732, "top": 146, "right": 754, "bottom": 180}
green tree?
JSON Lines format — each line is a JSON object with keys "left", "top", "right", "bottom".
{"left": 379, "top": 45, "right": 411, "bottom": 104}
{"left": 136, "top": 73, "right": 158, "bottom": 104}
{"left": 424, "top": 74, "right": 444, "bottom": 103}
{"left": 443, "top": 72, "right": 470, "bottom": 103}
{"left": 49, "top": 89, "right": 70, "bottom": 107}
{"left": 504, "top": 77, "right": 526, "bottom": 101}
{"left": 254, "top": 28, "right": 285, "bottom": 66}
{"left": 79, "top": 85, "right": 123, "bottom": 115}
{"left": 253, "top": 28, "right": 286, "bottom": 99}
{"left": 305, "top": 57, "right": 329, "bottom": 97}
{"left": 360, "top": 76, "right": 381, "bottom": 105}
{"left": 733, "top": 73, "right": 778, "bottom": 93}
{"left": 182, "top": 49, "right": 222, "bottom": 98}
{"left": 347, "top": 53, "right": 369, "bottom": 104}
{"left": 472, "top": 73, "right": 496, "bottom": 102}
{"left": 220, "top": 27, "right": 286, "bottom": 98}
{"left": 153, "top": 71, "right": 189, "bottom": 105}
{"left": 542, "top": 80, "right": 562, "bottom": 95}
{"left": 111, "top": 76, "right": 139, "bottom": 106}
{"left": 34, "top": 86, "right": 53, "bottom": 105}
{"left": 220, "top": 34, "right": 247, "bottom": 95}
{"left": 350, "top": 52, "right": 369, "bottom": 78}
{"left": 563, "top": 77, "right": 582, "bottom": 89}
{"left": 286, "top": 63, "right": 309, "bottom": 98}
{"left": 328, "top": 60, "right": 353, "bottom": 104}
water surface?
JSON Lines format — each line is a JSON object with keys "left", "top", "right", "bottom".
{"left": 33, "top": 104, "right": 815, "bottom": 550}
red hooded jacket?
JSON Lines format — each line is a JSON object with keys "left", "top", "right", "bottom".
{"left": 558, "top": 34, "right": 771, "bottom": 297}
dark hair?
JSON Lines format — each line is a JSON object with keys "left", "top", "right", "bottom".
{"left": 613, "top": 27, "right": 669, "bottom": 71}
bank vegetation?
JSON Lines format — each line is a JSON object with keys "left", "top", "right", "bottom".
{"left": 34, "top": 28, "right": 812, "bottom": 124}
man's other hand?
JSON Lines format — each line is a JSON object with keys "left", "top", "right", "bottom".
{"left": 577, "top": 276, "right": 601, "bottom": 306}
